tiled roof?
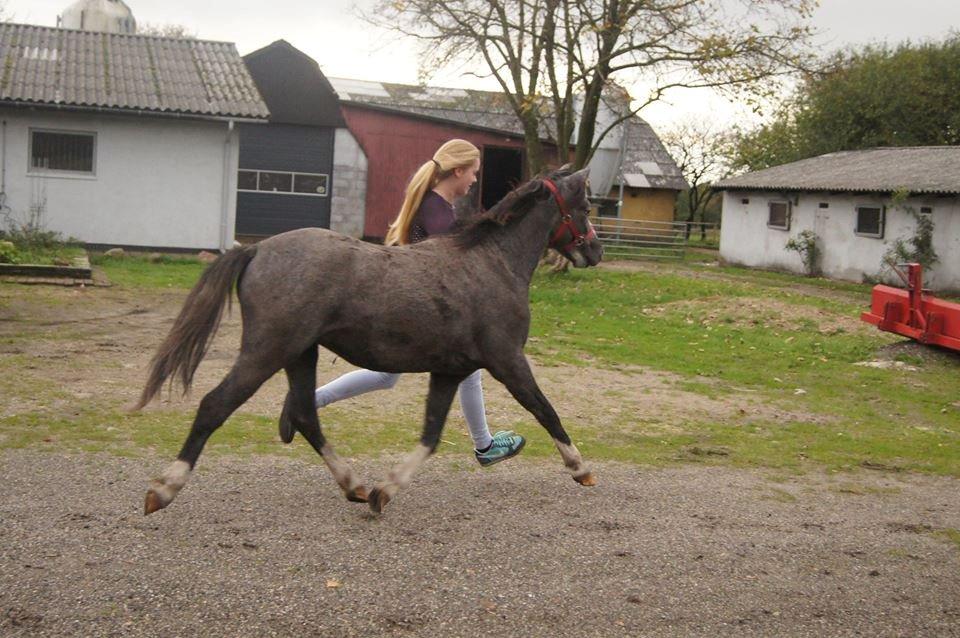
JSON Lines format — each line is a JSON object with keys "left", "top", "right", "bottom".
{"left": 715, "top": 147, "right": 960, "bottom": 195}
{"left": 0, "top": 22, "right": 269, "bottom": 120}
{"left": 617, "top": 117, "right": 688, "bottom": 191}
{"left": 328, "top": 76, "right": 551, "bottom": 139}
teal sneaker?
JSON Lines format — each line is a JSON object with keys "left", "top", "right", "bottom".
{"left": 475, "top": 430, "right": 526, "bottom": 466}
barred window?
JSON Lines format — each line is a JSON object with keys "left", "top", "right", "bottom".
{"left": 30, "top": 130, "right": 95, "bottom": 173}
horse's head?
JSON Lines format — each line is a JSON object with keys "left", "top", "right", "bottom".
{"left": 544, "top": 167, "right": 604, "bottom": 268}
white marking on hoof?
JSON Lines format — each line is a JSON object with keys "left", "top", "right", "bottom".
{"left": 389, "top": 444, "right": 431, "bottom": 489}
{"left": 320, "top": 443, "right": 361, "bottom": 493}
{"left": 554, "top": 440, "right": 587, "bottom": 476}
{"left": 150, "top": 459, "right": 191, "bottom": 507}
{"left": 373, "top": 444, "right": 431, "bottom": 507}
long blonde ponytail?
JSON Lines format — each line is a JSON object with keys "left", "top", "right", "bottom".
{"left": 384, "top": 139, "right": 481, "bottom": 246}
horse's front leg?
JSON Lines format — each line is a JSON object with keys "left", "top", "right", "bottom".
{"left": 368, "top": 372, "right": 465, "bottom": 513}
{"left": 488, "top": 354, "right": 595, "bottom": 486}
{"left": 283, "top": 346, "right": 367, "bottom": 504}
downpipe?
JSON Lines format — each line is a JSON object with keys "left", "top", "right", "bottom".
{"left": 219, "top": 120, "right": 235, "bottom": 252}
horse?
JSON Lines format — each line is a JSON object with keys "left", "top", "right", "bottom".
{"left": 136, "top": 166, "right": 603, "bottom": 514}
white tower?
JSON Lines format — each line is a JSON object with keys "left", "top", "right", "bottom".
{"left": 58, "top": 0, "right": 137, "bottom": 34}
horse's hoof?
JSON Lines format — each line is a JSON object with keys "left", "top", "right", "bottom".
{"left": 346, "top": 486, "right": 369, "bottom": 503}
{"left": 278, "top": 403, "right": 295, "bottom": 444}
{"left": 144, "top": 489, "right": 165, "bottom": 515}
{"left": 368, "top": 487, "right": 390, "bottom": 513}
{"left": 573, "top": 472, "right": 597, "bottom": 487}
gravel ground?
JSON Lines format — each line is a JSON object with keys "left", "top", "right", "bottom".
{"left": 2, "top": 451, "right": 959, "bottom": 637}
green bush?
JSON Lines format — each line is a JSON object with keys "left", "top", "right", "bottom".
{"left": 0, "top": 240, "right": 19, "bottom": 264}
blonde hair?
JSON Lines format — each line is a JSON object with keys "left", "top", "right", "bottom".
{"left": 384, "top": 139, "right": 481, "bottom": 246}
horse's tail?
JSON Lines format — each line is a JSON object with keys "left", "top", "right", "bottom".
{"left": 134, "top": 245, "right": 258, "bottom": 410}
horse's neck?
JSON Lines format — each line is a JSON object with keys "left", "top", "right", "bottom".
{"left": 490, "top": 207, "right": 553, "bottom": 285}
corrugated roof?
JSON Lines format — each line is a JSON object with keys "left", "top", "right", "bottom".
{"left": 0, "top": 22, "right": 269, "bottom": 120}
{"left": 328, "top": 76, "right": 551, "bottom": 139}
{"left": 329, "top": 76, "right": 686, "bottom": 190}
{"left": 616, "top": 117, "right": 688, "bottom": 191}
{"left": 715, "top": 147, "right": 960, "bottom": 194}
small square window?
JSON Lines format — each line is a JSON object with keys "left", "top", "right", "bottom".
{"left": 855, "top": 206, "right": 884, "bottom": 238}
{"left": 920, "top": 206, "right": 933, "bottom": 215}
{"left": 768, "top": 201, "right": 790, "bottom": 230}
{"left": 741, "top": 198, "right": 749, "bottom": 205}
{"left": 818, "top": 202, "right": 829, "bottom": 209}
{"left": 238, "top": 170, "right": 258, "bottom": 190}
{"left": 293, "top": 173, "right": 328, "bottom": 196}
{"left": 258, "top": 172, "right": 292, "bottom": 192}
{"left": 30, "top": 130, "right": 95, "bottom": 173}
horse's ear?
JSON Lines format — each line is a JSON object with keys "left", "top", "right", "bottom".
{"left": 564, "top": 167, "right": 590, "bottom": 197}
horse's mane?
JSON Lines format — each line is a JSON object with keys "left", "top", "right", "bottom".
{"left": 452, "top": 167, "right": 575, "bottom": 249}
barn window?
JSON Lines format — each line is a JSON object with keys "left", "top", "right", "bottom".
{"left": 238, "top": 170, "right": 258, "bottom": 190}
{"left": 237, "top": 170, "right": 330, "bottom": 197}
{"left": 258, "top": 172, "right": 292, "bottom": 193}
{"left": 29, "top": 129, "right": 95, "bottom": 174}
{"left": 855, "top": 206, "right": 884, "bottom": 238}
{"left": 767, "top": 201, "right": 790, "bottom": 230}
{"left": 293, "top": 173, "right": 328, "bottom": 196}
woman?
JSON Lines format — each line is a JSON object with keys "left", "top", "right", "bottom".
{"left": 314, "top": 139, "right": 525, "bottom": 466}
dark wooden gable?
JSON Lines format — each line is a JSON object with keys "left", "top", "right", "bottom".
{"left": 243, "top": 40, "right": 345, "bottom": 128}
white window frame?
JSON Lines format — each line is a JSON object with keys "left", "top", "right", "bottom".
{"left": 854, "top": 205, "right": 885, "bottom": 239}
{"left": 767, "top": 200, "right": 791, "bottom": 230}
{"left": 27, "top": 128, "right": 97, "bottom": 178}
{"left": 238, "top": 169, "right": 329, "bottom": 197}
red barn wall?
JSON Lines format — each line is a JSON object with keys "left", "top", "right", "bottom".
{"left": 341, "top": 105, "right": 531, "bottom": 240}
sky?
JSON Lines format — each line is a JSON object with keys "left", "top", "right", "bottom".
{"left": 5, "top": 0, "right": 960, "bottom": 134}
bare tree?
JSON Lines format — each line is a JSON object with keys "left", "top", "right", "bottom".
{"left": 137, "top": 22, "right": 197, "bottom": 38}
{"left": 365, "top": 0, "right": 817, "bottom": 175}
{"left": 660, "top": 119, "right": 733, "bottom": 239}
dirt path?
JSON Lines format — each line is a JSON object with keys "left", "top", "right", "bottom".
{"left": 2, "top": 451, "right": 958, "bottom": 637}
{"left": 2, "top": 272, "right": 959, "bottom": 636}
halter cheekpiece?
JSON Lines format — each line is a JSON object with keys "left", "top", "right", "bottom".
{"left": 542, "top": 178, "right": 597, "bottom": 253}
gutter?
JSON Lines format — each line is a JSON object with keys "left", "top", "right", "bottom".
{"left": 0, "top": 100, "right": 269, "bottom": 125}
{"left": 220, "top": 120, "right": 235, "bottom": 252}
{"left": 714, "top": 185, "right": 960, "bottom": 196}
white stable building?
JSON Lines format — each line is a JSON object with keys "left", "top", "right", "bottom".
{"left": 715, "top": 147, "right": 960, "bottom": 292}
{"left": 0, "top": 18, "right": 269, "bottom": 251}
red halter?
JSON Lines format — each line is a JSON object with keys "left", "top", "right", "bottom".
{"left": 543, "top": 178, "right": 597, "bottom": 253}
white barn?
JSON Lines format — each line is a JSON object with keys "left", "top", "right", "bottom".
{"left": 715, "top": 147, "right": 960, "bottom": 292}
{"left": 0, "top": 22, "right": 269, "bottom": 251}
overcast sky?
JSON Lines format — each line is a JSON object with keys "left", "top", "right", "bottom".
{"left": 6, "top": 0, "right": 960, "bottom": 132}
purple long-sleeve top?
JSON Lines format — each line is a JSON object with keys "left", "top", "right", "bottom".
{"left": 408, "top": 190, "right": 455, "bottom": 243}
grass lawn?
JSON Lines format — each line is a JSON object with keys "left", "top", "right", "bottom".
{"left": 2, "top": 252, "right": 959, "bottom": 477}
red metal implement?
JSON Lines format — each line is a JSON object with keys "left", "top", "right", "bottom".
{"left": 860, "top": 263, "right": 960, "bottom": 351}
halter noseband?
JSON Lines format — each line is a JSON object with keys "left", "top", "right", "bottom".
{"left": 542, "top": 178, "right": 596, "bottom": 253}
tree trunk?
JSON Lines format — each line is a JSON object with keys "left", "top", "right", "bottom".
{"left": 521, "top": 113, "right": 547, "bottom": 176}
{"left": 572, "top": 75, "right": 606, "bottom": 169}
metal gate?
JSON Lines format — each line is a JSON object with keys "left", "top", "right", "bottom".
{"left": 591, "top": 217, "right": 687, "bottom": 260}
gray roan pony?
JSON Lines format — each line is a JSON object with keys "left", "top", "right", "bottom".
{"left": 136, "top": 167, "right": 603, "bottom": 514}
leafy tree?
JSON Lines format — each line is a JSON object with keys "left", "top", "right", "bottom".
{"left": 732, "top": 35, "right": 960, "bottom": 171}
{"left": 137, "top": 22, "right": 197, "bottom": 39}
{"left": 368, "top": 0, "right": 817, "bottom": 175}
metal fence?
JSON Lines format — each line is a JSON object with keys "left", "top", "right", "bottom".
{"left": 683, "top": 222, "right": 720, "bottom": 248}
{"left": 590, "top": 217, "right": 687, "bottom": 260}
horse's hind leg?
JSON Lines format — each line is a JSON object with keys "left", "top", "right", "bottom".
{"left": 144, "top": 353, "right": 280, "bottom": 514}
{"left": 282, "top": 346, "right": 368, "bottom": 503}
{"left": 488, "top": 355, "right": 595, "bottom": 486}
{"left": 368, "top": 373, "right": 464, "bottom": 513}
